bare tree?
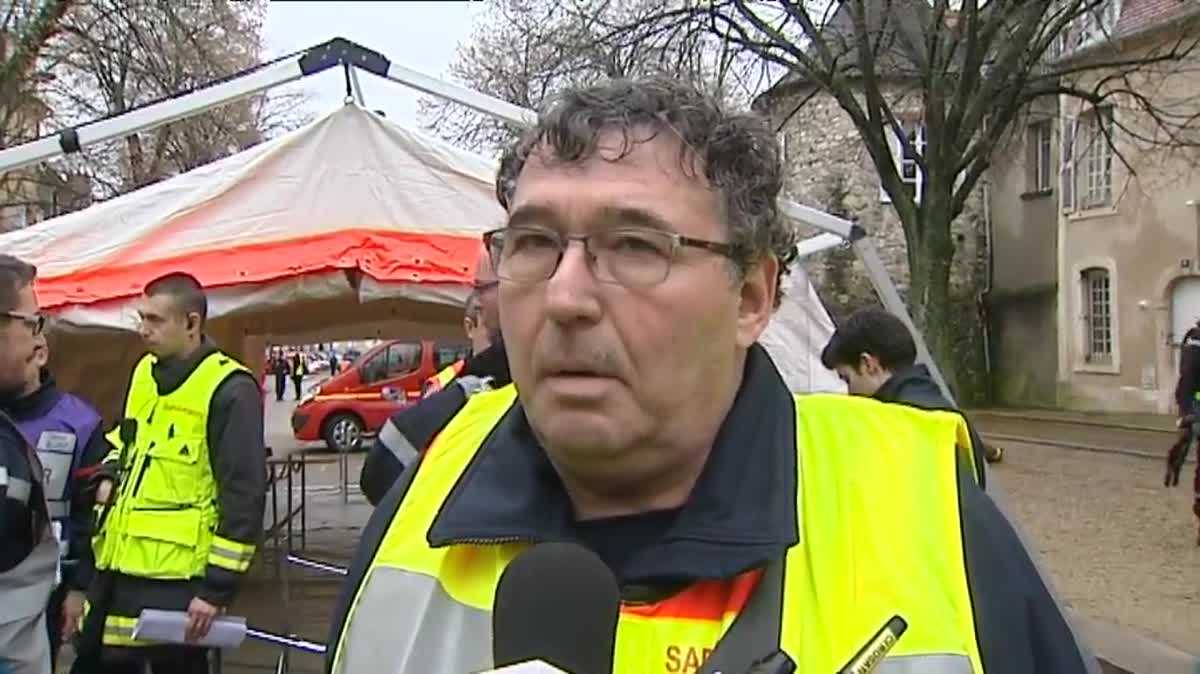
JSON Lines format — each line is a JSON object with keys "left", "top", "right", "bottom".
{"left": 418, "top": 0, "right": 774, "bottom": 154}
{"left": 39, "top": 0, "right": 310, "bottom": 197}
{"left": 0, "top": 0, "right": 76, "bottom": 229}
{"left": 609, "top": 0, "right": 1200, "bottom": 393}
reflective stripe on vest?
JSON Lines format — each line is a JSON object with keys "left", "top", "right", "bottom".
{"left": 81, "top": 602, "right": 155, "bottom": 648}
{"left": 422, "top": 361, "right": 465, "bottom": 397}
{"left": 94, "top": 351, "right": 249, "bottom": 581}
{"left": 3, "top": 472, "right": 32, "bottom": 504}
{"left": 331, "top": 388, "right": 983, "bottom": 674}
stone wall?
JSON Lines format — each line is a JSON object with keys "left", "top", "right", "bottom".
{"left": 765, "top": 86, "right": 991, "bottom": 401}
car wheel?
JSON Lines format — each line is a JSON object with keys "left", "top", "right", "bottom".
{"left": 323, "top": 412, "right": 365, "bottom": 453}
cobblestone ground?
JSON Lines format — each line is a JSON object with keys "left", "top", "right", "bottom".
{"left": 989, "top": 440, "right": 1200, "bottom": 654}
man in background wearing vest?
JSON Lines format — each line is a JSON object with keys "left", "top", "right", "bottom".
{"left": 84, "top": 272, "right": 265, "bottom": 674}
{"left": 0, "top": 254, "right": 57, "bottom": 674}
{"left": 420, "top": 253, "right": 502, "bottom": 399}
{"left": 4, "top": 331, "right": 108, "bottom": 670}
{"left": 361, "top": 248, "right": 509, "bottom": 505}
{"left": 327, "top": 78, "right": 1093, "bottom": 673}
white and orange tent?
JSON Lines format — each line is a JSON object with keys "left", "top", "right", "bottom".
{"left": 0, "top": 103, "right": 843, "bottom": 420}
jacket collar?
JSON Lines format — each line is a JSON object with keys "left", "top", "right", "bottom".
{"left": 874, "top": 364, "right": 944, "bottom": 405}
{"left": 150, "top": 338, "right": 219, "bottom": 396}
{"left": 428, "top": 343, "right": 799, "bottom": 583}
{"left": 0, "top": 369, "right": 60, "bottom": 420}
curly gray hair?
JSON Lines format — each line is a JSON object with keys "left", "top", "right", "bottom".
{"left": 494, "top": 76, "right": 798, "bottom": 306}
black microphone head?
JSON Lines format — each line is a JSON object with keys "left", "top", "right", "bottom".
{"left": 119, "top": 418, "right": 137, "bottom": 446}
{"left": 493, "top": 542, "right": 620, "bottom": 674}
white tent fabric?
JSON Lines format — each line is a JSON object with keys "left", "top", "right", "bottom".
{"left": 763, "top": 266, "right": 846, "bottom": 394}
{"left": 2, "top": 104, "right": 500, "bottom": 330}
{"left": 1, "top": 103, "right": 843, "bottom": 418}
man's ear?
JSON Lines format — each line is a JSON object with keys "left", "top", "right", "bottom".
{"left": 735, "top": 256, "right": 779, "bottom": 348}
{"left": 858, "top": 352, "right": 881, "bottom": 376}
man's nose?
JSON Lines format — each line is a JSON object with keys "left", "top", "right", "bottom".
{"left": 543, "top": 241, "right": 602, "bottom": 324}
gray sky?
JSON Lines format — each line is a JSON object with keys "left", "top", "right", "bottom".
{"left": 263, "top": 1, "right": 486, "bottom": 129}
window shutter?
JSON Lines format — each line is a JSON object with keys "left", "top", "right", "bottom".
{"left": 880, "top": 125, "right": 899, "bottom": 204}
{"left": 1061, "top": 117, "right": 1075, "bottom": 212}
{"left": 914, "top": 125, "right": 926, "bottom": 205}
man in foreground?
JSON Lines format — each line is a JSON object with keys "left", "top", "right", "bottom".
{"left": 360, "top": 248, "right": 509, "bottom": 505}
{"left": 0, "top": 255, "right": 57, "bottom": 674}
{"left": 820, "top": 307, "right": 1002, "bottom": 474}
{"left": 4, "top": 333, "right": 108, "bottom": 670}
{"left": 327, "top": 78, "right": 1092, "bottom": 673}
{"left": 82, "top": 272, "right": 265, "bottom": 673}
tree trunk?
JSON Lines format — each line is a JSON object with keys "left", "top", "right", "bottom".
{"left": 907, "top": 211, "right": 960, "bottom": 399}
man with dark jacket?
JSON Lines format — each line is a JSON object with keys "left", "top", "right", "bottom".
{"left": 4, "top": 336, "right": 109, "bottom": 670}
{"left": 1170, "top": 319, "right": 1200, "bottom": 540}
{"left": 0, "top": 254, "right": 57, "bottom": 674}
{"left": 361, "top": 249, "right": 507, "bottom": 506}
{"left": 84, "top": 272, "right": 265, "bottom": 673}
{"left": 821, "top": 307, "right": 999, "bottom": 483}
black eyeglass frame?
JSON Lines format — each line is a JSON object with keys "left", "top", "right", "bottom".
{"left": 0, "top": 310, "right": 46, "bottom": 335}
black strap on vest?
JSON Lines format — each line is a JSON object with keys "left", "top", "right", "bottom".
{"left": 697, "top": 554, "right": 787, "bottom": 674}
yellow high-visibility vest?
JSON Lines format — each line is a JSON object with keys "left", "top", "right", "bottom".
{"left": 421, "top": 360, "right": 465, "bottom": 398}
{"left": 330, "top": 386, "right": 985, "bottom": 673}
{"left": 95, "top": 351, "right": 253, "bottom": 581}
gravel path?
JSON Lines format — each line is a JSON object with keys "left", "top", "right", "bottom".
{"left": 989, "top": 440, "right": 1200, "bottom": 653}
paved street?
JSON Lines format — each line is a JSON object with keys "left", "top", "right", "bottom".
{"left": 211, "top": 395, "right": 1200, "bottom": 671}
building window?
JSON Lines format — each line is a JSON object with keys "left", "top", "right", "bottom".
{"left": 1030, "top": 121, "right": 1053, "bottom": 192}
{"left": 1081, "top": 0, "right": 1118, "bottom": 45}
{"left": 899, "top": 123, "right": 925, "bottom": 200}
{"left": 1082, "top": 267, "right": 1113, "bottom": 363}
{"left": 1080, "top": 106, "right": 1114, "bottom": 208}
{"left": 881, "top": 121, "right": 926, "bottom": 203}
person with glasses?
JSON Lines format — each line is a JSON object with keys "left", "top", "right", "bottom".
{"left": 327, "top": 78, "right": 1092, "bottom": 674}
{"left": 3, "top": 326, "right": 109, "bottom": 672}
{"left": 0, "top": 254, "right": 57, "bottom": 674}
{"left": 360, "top": 248, "right": 511, "bottom": 506}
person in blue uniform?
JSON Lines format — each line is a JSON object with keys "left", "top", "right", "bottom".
{"left": 3, "top": 334, "right": 108, "bottom": 669}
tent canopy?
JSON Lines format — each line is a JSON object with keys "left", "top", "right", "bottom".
{"left": 4, "top": 104, "right": 500, "bottom": 332}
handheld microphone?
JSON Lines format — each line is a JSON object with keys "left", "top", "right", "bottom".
{"left": 492, "top": 542, "right": 621, "bottom": 674}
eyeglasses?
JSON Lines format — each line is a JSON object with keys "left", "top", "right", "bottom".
{"left": 0, "top": 310, "right": 46, "bottom": 335}
{"left": 483, "top": 225, "right": 738, "bottom": 288}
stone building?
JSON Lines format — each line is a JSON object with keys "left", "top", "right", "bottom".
{"left": 989, "top": 0, "right": 1200, "bottom": 413}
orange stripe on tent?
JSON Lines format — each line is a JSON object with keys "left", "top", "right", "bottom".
{"left": 35, "top": 229, "right": 483, "bottom": 309}
{"left": 620, "top": 568, "right": 763, "bottom": 621}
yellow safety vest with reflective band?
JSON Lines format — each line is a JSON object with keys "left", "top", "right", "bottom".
{"left": 422, "top": 360, "right": 465, "bottom": 398}
{"left": 95, "top": 351, "right": 253, "bottom": 582}
{"left": 332, "top": 387, "right": 986, "bottom": 674}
